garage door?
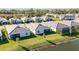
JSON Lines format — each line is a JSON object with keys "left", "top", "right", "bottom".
{"left": 2, "top": 22, "right": 8, "bottom": 25}
{"left": 44, "top": 29, "right": 52, "bottom": 34}
{"left": 62, "top": 28, "right": 69, "bottom": 33}
{"left": 10, "top": 34, "right": 20, "bottom": 39}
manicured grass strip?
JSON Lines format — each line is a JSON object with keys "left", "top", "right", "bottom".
{"left": 53, "top": 17, "right": 60, "bottom": 21}
{"left": 0, "top": 34, "right": 77, "bottom": 51}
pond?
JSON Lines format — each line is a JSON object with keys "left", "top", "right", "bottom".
{"left": 38, "top": 39, "right": 79, "bottom": 51}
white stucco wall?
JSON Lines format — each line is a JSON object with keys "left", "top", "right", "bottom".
{"left": 20, "top": 31, "right": 31, "bottom": 37}
{"left": 51, "top": 27, "right": 56, "bottom": 32}
{"left": 35, "top": 25, "right": 50, "bottom": 34}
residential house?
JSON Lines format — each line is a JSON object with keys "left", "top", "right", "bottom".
{"left": 15, "top": 19, "right": 23, "bottom": 24}
{"left": 41, "top": 16, "right": 53, "bottom": 22}
{"left": 9, "top": 18, "right": 23, "bottom": 24}
{"left": 21, "top": 17, "right": 34, "bottom": 23}
{"left": 46, "top": 13, "right": 65, "bottom": 19}
{"left": 41, "top": 21, "right": 70, "bottom": 33}
{"left": 0, "top": 18, "right": 9, "bottom": 25}
{"left": 61, "top": 14, "right": 75, "bottom": 20}
{"left": 75, "top": 14, "right": 79, "bottom": 20}
{"left": 59, "top": 20, "right": 79, "bottom": 34}
{"left": 72, "top": 20, "right": 79, "bottom": 28}
{"left": 58, "top": 20, "right": 79, "bottom": 27}
{"left": 9, "top": 18, "right": 15, "bottom": 24}
{"left": 32, "top": 16, "right": 43, "bottom": 23}
{"left": 5, "top": 24, "right": 31, "bottom": 39}
{"left": 46, "top": 13, "right": 76, "bottom": 20}
{"left": 58, "top": 20, "right": 79, "bottom": 33}
{"left": 26, "top": 23, "right": 52, "bottom": 35}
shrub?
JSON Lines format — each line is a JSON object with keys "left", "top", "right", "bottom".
{"left": 1, "top": 29, "right": 8, "bottom": 40}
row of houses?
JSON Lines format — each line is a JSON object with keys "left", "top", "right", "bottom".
{"left": 0, "top": 20, "right": 79, "bottom": 40}
{"left": 0, "top": 14, "right": 78, "bottom": 25}
{"left": 0, "top": 16, "right": 53, "bottom": 25}
{"left": 0, "top": 17, "right": 9, "bottom": 25}
{"left": 46, "top": 14, "right": 76, "bottom": 20}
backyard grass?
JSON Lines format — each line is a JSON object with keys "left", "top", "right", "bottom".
{"left": 53, "top": 17, "right": 60, "bottom": 21}
{"left": 0, "top": 33, "right": 77, "bottom": 51}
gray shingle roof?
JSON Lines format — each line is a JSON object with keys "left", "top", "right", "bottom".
{"left": 31, "top": 16, "right": 43, "bottom": 21}
{"left": 41, "top": 21, "right": 58, "bottom": 29}
{"left": 41, "top": 21, "right": 69, "bottom": 29}
{"left": 72, "top": 20, "right": 79, "bottom": 23}
{"left": 4, "top": 24, "right": 29, "bottom": 34}
{"left": 26, "top": 23, "right": 41, "bottom": 31}
{"left": 58, "top": 20, "right": 72, "bottom": 27}
{"left": 0, "top": 18, "right": 8, "bottom": 22}
{"left": 5, "top": 25, "right": 17, "bottom": 34}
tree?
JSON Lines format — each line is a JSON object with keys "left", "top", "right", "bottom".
{"left": 71, "top": 26, "right": 78, "bottom": 36}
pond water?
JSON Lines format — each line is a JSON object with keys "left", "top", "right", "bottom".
{"left": 38, "top": 39, "right": 79, "bottom": 51}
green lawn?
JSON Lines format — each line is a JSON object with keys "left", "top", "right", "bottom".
{"left": 52, "top": 17, "right": 60, "bottom": 21}
{"left": 0, "top": 33, "right": 76, "bottom": 51}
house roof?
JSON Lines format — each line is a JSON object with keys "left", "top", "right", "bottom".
{"left": 72, "top": 20, "right": 79, "bottom": 23}
{"left": 9, "top": 18, "right": 23, "bottom": 23}
{"left": 41, "top": 21, "right": 58, "bottom": 29}
{"left": 61, "top": 14, "right": 75, "bottom": 19}
{"left": 21, "top": 17, "right": 27, "bottom": 20}
{"left": 21, "top": 17, "right": 33, "bottom": 22}
{"left": 4, "top": 25, "right": 17, "bottom": 34}
{"left": 41, "top": 16, "right": 48, "bottom": 21}
{"left": 71, "top": 20, "right": 79, "bottom": 26}
{"left": 41, "top": 21, "right": 69, "bottom": 29}
{"left": 16, "top": 19, "right": 23, "bottom": 22}
{"left": 5, "top": 24, "right": 29, "bottom": 34}
{"left": 26, "top": 23, "right": 41, "bottom": 31}
{"left": 0, "top": 18, "right": 8, "bottom": 22}
{"left": 66, "top": 14, "right": 75, "bottom": 16}
{"left": 2, "top": 18, "right": 8, "bottom": 22}
{"left": 31, "top": 16, "right": 43, "bottom": 21}
{"left": 31, "top": 17, "right": 36, "bottom": 21}
{"left": 58, "top": 20, "right": 72, "bottom": 27}
{"left": 9, "top": 17, "right": 16, "bottom": 20}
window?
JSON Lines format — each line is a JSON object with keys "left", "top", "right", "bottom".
{"left": 26, "top": 33, "right": 28, "bottom": 35}
{"left": 37, "top": 30, "right": 40, "bottom": 33}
